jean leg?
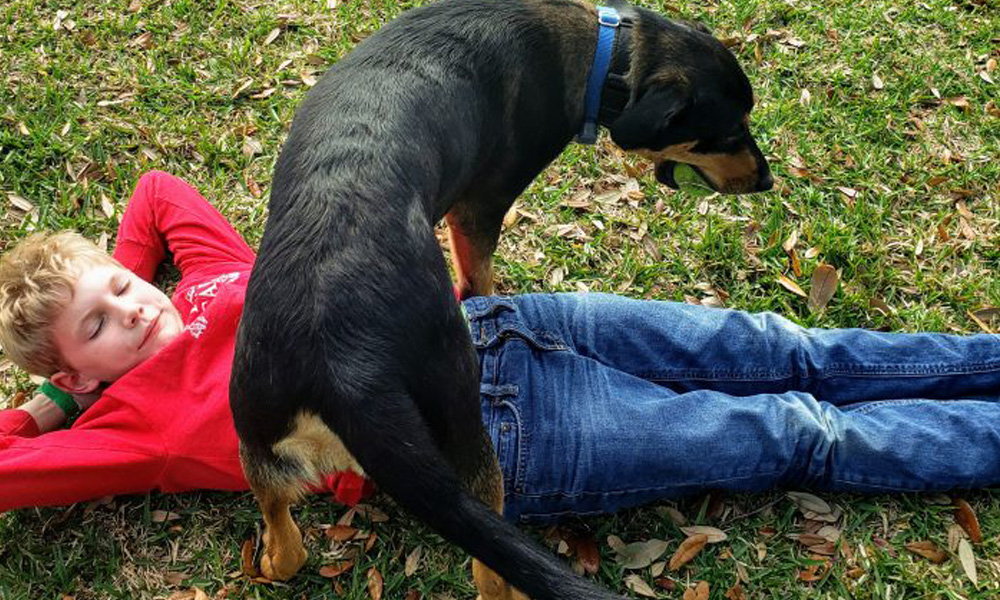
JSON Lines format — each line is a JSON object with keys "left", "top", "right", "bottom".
{"left": 510, "top": 293, "right": 1000, "bottom": 405}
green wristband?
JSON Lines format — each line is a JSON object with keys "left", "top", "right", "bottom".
{"left": 39, "top": 380, "right": 81, "bottom": 426}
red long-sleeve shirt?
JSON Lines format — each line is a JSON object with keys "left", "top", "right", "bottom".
{"left": 0, "top": 171, "right": 371, "bottom": 511}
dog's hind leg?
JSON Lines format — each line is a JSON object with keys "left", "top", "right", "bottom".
{"left": 255, "top": 484, "right": 308, "bottom": 581}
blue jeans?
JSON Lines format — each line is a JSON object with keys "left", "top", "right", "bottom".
{"left": 463, "top": 293, "right": 1000, "bottom": 524}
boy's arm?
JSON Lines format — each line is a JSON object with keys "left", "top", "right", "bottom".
{"left": 0, "top": 387, "right": 102, "bottom": 437}
{"left": 0, "top": 427, "right": 164, "bottom": 512}
{"left": 113, "top": 171, "right": 256, "bottom": 282}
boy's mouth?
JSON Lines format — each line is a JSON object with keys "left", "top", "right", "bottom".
{"left": 139, "top": 314, "right": 160, "bottom": 351}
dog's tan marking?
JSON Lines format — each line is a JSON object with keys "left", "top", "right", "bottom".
{"left": 446, "top": 212, "right": 495, "bottom": 299}
{"left": 255, "top": 487, "right": 308, "bottom": 581}
{"left": 640, "top": 140, "right": 760, "bottom": 194}
{"left": 273, "top": 411, "right": 364, "bottom": 481}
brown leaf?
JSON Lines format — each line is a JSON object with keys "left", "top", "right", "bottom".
{"left": 367, "top": 567, "right": 383, "bottom": 600}
{"left": 574, "top": 533, "right": 600, "bottom": 575}
{"left": 151, "top": 510, "right": 180, "bottom": 523}
{"left": 241, "top": 538, "right": 260, "bottom": 577}
{"left": 679, "top": 526, "right": 728, "bottom": 543}
{"left": 624, "top": 574, "right": 657, "bottom": 598}
{"left": 683, "top": 580, "right": 709, "bottom": 600}
{"left": 797, "top": 564, "right": 824, "bottom": 582}
{"left": 777, "top": 274, "right": 807, "bottom": 297}
{"left": 782, "top": 229, "right": 799, "bottom": 253}
{"left": 365, "top": 532, "right": 378, "bottom": 552}
{"left": 404, "top": 546, "right": 422, "bottom": 577}
{"left": 953, "top": 498, "right": 983, "bottom": 543}
{"left": 319, "top": 560, "right": 355, "bottom": 578}
{"left": 325, "top": 524, "right": 358, "bottom": 541}
{"left": 615, "top": 539, "right": 669, "bottom": 569}
{"left": 808, "top": 264, "right": 839, "bottom": 313}
{"left": 669, "top": 534, "right": 708, "bottom": 571}
{"left": 725, "top": 583, "right": 747, "bottom": 600}
{"left": 904, "top": 540, "right": 948, "bottom": 564}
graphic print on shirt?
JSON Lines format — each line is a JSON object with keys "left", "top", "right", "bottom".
{"left": 183, "top": 272, "right": 240, "bottom": 339}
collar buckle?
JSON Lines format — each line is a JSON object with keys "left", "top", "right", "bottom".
{"left": 597, "top": 7, "right": 620, "bottom": 28}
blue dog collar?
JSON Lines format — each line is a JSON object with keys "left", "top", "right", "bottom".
{"left": 577, "top": 6, "right": 620, "bottom": 144}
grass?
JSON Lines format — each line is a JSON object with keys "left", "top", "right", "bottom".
{"left": 1, "top": 0, "right": 999, "bottom": 598}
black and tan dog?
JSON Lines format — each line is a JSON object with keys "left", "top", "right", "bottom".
{"left": 229, "top": 0, "right": 771, "bottom": 598}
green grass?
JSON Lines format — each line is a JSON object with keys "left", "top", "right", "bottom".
{"left": 2, "top": 0, "right": 999, "bottom": 598}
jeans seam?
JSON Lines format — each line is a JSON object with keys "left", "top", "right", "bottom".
{"left": 510, "top": 469, "right": 784, "bottom": 500}
{"left": 645, "top": 370, "right": 793, "bottom": 382}
{"left": 820, "top": 361, "right": 1000, "bottom": 377}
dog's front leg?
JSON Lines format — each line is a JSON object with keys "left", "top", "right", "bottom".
{"left": 446, "top": 211, "right": 499, "bottom": 299}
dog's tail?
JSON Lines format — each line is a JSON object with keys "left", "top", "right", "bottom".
{"left": 324, "top": 391, "right": 625, "bottom": 600}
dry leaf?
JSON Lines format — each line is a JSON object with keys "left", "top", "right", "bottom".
{"left": 7, "top": 193, "right": 35, "bottom": 212}
{"left": 241, "top": 538, "right": 260, "bottom": 577}
{"left": 404, "top": 546, "right": 422, "bottom": 577}
{"left": 655, "top": 506, "right": 686, "bottom": 526}
{"left": 904, "top": 540, "right": 947, "bottom": 564}
{"left": 575, "top": 534, "right": 600, "bottom": 575}
{"left": 354, "top": 504, "right": 390, "bottom": 522}
{"left": 958, "top": 539, "right": 977, "bottom": 585}
{"left": 624, "top": 574, "right": 658, "bottom": 598}
{"left": 787, "top": 492, "right": 832, "bottom": 515}
{"left": 367, "top": 567, "right": 383, "bottom": 600}
{"left": 808, "top": 264, "right": 839, "bottom": 313}
{"left": 325, "top": 524, "right": 358, "bottom": 541}
{"left": 777, "top": 274, "right": 807, "bottom": 297}
{"left": 319, "top": 560, "right": 355, "bottom": 578}
{"left": 782, "top": 229, "right": 799, "bottom": 253}
{"left": 615, "top": 539, "right": 670, "bottom": 569}
{"left": 683, "top": 580, "right": 709, "bottom": 600}
{"left": 953, "top": 498, "right": 983, "bottom": 543}
{"left": 799, "top": 88, "right": 811, "bottom": 106}
{"left": 669, "top": 534, "right": 708, "bottom": 571}
{"left": 606, "top": 534, "right": 626, "bottom": 553}
{"left": 725, "top": 583, "right": 746, "bottom": 600}
{"left": 872, "top": 74, "right": 884, "bottom": 90}
{"left": 151, "top": 510, "right": 180, "bottom": 523}
{"left": 679, "top": 526, "right": 727, "bottom": 543}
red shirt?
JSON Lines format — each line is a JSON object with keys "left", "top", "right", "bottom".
{"left": 0, "top": 171, "right": 371, "bottom": 511}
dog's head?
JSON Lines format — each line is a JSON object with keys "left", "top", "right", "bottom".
{"left": 609, "top": 13, "right": 772, "bottom": 194}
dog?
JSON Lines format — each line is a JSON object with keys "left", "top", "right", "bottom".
{"left": 229, "top": 0, "right": 771, "bottom": 598}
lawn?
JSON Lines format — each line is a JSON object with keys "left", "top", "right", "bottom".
{"left": 1, "top": 0, "right": 998, "bottom": 598}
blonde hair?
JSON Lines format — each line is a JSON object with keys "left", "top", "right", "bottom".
{"left": 0, "top": 231, "right": 118, "bottom": 377}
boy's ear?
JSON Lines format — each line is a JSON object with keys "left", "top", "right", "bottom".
{"left": 49, "top": 370, "right": 101, "bottom": 395}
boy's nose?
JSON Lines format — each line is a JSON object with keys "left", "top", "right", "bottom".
{"left": 123, "top": 304, "right": 144, "bottom": 327}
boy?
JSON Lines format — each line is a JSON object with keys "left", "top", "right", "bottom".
{"left": 2, "top": 171, "right": 1000, "bottom": 521}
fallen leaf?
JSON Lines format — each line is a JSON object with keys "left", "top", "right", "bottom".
{"left": 808, "top": 264, "right": 839, "bottom": 313}
{"left": 404, "top": 546, "right": 422, "bottom": 577}
{"left": 354, "top": 504, "right": 390, "bottom": 523}
{"left": 367, "top": 567, "right": 383, "bottom": 600}
{"left": 241, "top": 538, "right": 260, "bottom": 577}
{"left": 575, "top": 534, "right": 600, "bottom": 575}
{"left": 782, "top": 229, "right": 799, "bottom": 253}
{"left": 606, "top": 534, "right": 626, "bottom": 553}
{"left": 669, "top": 534, "right": 708, "bottom": 571}
{"left": 650, "top": 561, "right": 665, "bottom": 577}
{"left": 365, "top": 532, "right": 378, "bottom": 552}
{"left": 615, "top": 539, "right": 670, "bottom": 569}
{"left": 958, "top": 539, "right": 977, "bottom": 585}
{"left": 904, "top": 540, "right": 948, "bottom": 564}
{"left": 683, "top": 580, "right": 709, "bottom": 600}
{"left": 953, "top": 498, "right": 982, "bottom": 543}
{"left": 725, "top": 583, "right": 746, "bottom": 600}
{"left": 264, "top": 27, "right": 281, "bottom": 45}
{"left": 787, "top": 492, "right": 832, "bottom": 515}
{"left": 872, "top": 74, "right": 884, "bottom": 90}
{"left": 319, "top": 560, "right": 355, "bottom": 578}
{"left": 151, "top": 510, "right": 180, "bottom": 523}
{"left": 777, "top": 274, "right": 807, "bottom": 297}
{"left": 625, "top": 574, "right": 658, "bottom": 598}
{"left": 7, "top": 193, "right": 34, "bottom": 212}
{"left": 679, "top": 526, "right": 727, "bottom": 544}
{"left": 655, "top": 506, "right": 686, "bottom": 526}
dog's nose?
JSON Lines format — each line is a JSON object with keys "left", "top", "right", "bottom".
{"left": 755, "top": 171, "right": 774, "bottom": 192}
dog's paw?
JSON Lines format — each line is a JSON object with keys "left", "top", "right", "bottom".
{"left": 260, "top": 545, "right": 308, "bottom": 581}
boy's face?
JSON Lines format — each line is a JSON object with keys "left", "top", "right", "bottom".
{"left": 49, "top": 264, "right": 184, "bottom": 393}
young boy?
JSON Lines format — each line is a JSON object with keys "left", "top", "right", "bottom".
{"left": 2, "top": 171, "right": 1000, "bottom": 522}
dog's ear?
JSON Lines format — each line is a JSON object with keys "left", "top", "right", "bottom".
{"left": 609, "top": 85, "right": 690, "bottom": 150}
